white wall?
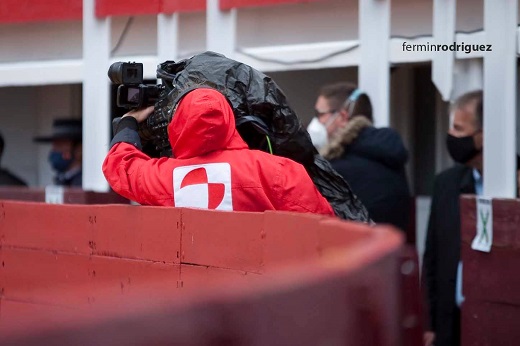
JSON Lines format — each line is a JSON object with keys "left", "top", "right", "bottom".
{"left": 237, "top": 0, "right": 358, "bottom": 47}
{"left": 111, "top": 16, "right": 157, "bottom": 57}
{"left": 0, "top": 21, "right": 83, "bottom": 63}
{"left": 268, "top": 67, "right": 357, "bottom": 126}
{"left": 0, "top": 0, "right": 508, "bottom": 65}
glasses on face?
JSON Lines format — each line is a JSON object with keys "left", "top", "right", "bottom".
{"left": 314, "top": 109, "right": 338, "bottom": 118}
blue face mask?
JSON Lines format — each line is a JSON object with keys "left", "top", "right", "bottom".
{"left": 48, "top": 150, "right": 73, "bottom": 172}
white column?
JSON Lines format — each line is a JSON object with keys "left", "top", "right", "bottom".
{"left": 206, "top": 0, "right": 237, "bottom": 58}
{"left": 431, "top": 0, "right": 456, "bottom": 101}
{"left": 359, "top": 0, "right": 391, "bottom": 127}
{"left": 452, "top": 59, "right": 483, "bottom": 101}
{"left": 82, "top": 0, "right": 110, "bottom": 191}
{"left": 157, "top": 13, "right": 180, "bottom": 64}
{"left": 483, "top": 0, "right": 517, "bottom": 198}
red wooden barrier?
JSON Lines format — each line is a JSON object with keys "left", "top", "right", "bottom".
{"left": 0, "top": 187, "right": 129, "bottom": 204}
{"left": 460, "top": 196, "right": 520, "bottom": 345}
{"left": 0, "top": 201, "right": 420, "bottom": 345}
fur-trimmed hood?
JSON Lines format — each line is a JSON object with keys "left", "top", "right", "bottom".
{"left": 320, "top": 116, "right": 408, "bottom": 169}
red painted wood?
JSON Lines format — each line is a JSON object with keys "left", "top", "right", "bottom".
{"left": 262, "top": 212, "right": 371, "bottom": 268}
{"left": 0, "top": 0, "right": 82, "bottom": 24}
{"left": 0, "top": 248, "right": 181, "bottom": 307}
{"left": 262, "top": 211, "right": 323, "bottom": 267}
{"left": 95, "top": 0, "right": 206, "bottom": 17}
{"left": 460, "top": 196, "right": 520, "bottom": 247}
{"left": 90, "top": 205, "right": 181, "bottom": 263}
{"left": 460, "top": 196, "right": 520, "bottom": 346}
{"left": 399, "top": 245, "right": 424, "bottom": 346}
{"left": 220, "top": 0, "right": 322, "bottom": 10}
{"left": 89, "top": 256, "right": 180, "bottom": 304}
{"left": 0, "top": 200, "right": 411, "bottom": 344}
{"left": 462, "top": 244, "right": 520, "bottom": 305}
{"left": 0, "top": 187, "right": 129, "bottom": 204}
{"left": 180, "top": 208, "right": 265, "bottom": 273}
{"left": 0, "top": 230, "right": 404, "bottom": 345}
{"left": 0, "top": 0, "right": 320, "bottom": 23}
{"left": 0, "top": 201, "right": 178, "bottom": 263}
{"left": 162, "top": 0, "right": 206, "bottom": 14}
{"left": 0, "top": 0, "right": 318, "bottom": 22}
{"left": 462, "top": 301, "right": 520, "bottom": 346}
{"left": 1, "top": 248, "right": 92, "bottom": 306}
{"left": 0, "top": 201, "right": 92, "bottom": 254}
{"left": 0, "top": 300, "right": 75, "bottom": 336}
{"left": 179, "top": 264, "right": 263, "bottom": 289}
{"left": 96, "top": 0, "right": 161, "bottom": 17}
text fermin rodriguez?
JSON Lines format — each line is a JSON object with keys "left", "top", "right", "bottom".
{"left": 402, "top": 42, "right": 492, "bottom": 54}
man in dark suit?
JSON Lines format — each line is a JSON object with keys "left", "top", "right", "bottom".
{"left": 422, "top": 90, "right": 484, "bottom": 346}
{"left": 0, "top": 133, "right": 27, "bottom": 186}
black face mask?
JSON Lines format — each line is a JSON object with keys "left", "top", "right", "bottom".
{"left": 446, "top": 133, "right": 481, "bottom": 164}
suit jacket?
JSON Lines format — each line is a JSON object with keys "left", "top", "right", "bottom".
{"left": 422, "top": 164, "right": 475, "bottom": 346}
{"left": 0, "top": 168, "right": 27, "bottom": 186}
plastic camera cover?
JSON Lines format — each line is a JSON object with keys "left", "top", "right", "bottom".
{"left": 156, "top": 51, "right": 370, "bottom": 222}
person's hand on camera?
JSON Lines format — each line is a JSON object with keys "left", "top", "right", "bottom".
{"left": 122, "top": 106, "right": 154, "bottom": 123}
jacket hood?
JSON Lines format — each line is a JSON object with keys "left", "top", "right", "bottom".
{"left": 321, "top": 116, "right": 408, "bottom": 169}
{"left": 168, "top": 88, "right": 248, "bottom": 159}
{"left": 350, "top": 126, "right": 408, "bottom": 168}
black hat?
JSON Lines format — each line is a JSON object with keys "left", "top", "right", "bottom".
{"left": 34, "top": 119, "right": 82, "bottom": 143}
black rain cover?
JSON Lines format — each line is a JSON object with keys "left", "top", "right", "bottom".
{"left": 156, "top": 51, "right": 370, "bottom": 222}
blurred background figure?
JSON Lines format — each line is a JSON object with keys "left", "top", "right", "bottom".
{"left": 422, "top": 90, "right": 520, "bottom": 346}
{"left": 309, "top": 82, "right": 411, "bottom": 233}
{"left": 0, "top": 132, "right": 27, "bottom": 186}
{"left": 422, "top": 90, "right": 482, "bottom": 346}
{"left": 34, "top": 119, "right": 83, "bottom": 187}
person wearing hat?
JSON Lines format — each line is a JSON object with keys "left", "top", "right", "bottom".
{"left": 34, "top": 119, "right": 83, "bottom": 187}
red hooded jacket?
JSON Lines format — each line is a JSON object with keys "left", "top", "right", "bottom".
{"left": 103, "top": 88, "right": 334, "bottom": 216}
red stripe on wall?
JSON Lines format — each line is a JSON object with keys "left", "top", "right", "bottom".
{"left": 0, "top": 0, "right": 82, "bottom": 24}
{"left": 96, "top": 0, "right": 161, "bottom": 17}
{"left": 0, "top": 0, "right": 309, "bottom": 23}
{"left": 162, "top": 0, "right": 206, "bottom": 14}
{"left": 220, "top": 0, "right": 321, "bottom": 10}
{"left": 96, "top": 0, "right": 206, "bottom": 17}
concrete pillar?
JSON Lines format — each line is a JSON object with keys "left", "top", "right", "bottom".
{"left": 431, "top": 0, "right": 456, "bottom": 102}
{"left": 158, "top": 13, "right": 180, "bottom": 64}
{"left": 359, "top": 0, "right": 391, "bottom": 127}
{"left": 82, "top": 0, "right": 110, "bottom": 191}
{"left": 483, "top": 0, "right": 517, "bottom": 197}
{"left": 206, "top": 0, "right": 236, "bottom": 58}
{"left": 452, "top": 59, "right": 483, "bottom": 101}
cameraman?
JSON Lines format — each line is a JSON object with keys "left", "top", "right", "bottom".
{"left": 103, "top": 88, "right": 334, "bottom": 215}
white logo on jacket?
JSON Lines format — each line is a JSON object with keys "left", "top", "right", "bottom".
{"left": 173, "top": 163, "right": 233, "bottom": 210}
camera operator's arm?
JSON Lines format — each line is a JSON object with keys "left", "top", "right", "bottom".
{"left": 103, "top": 106, "right": 171, "bottom": 205}
{"left": 109, "top": 106, "right": 154, "bottom": 150}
